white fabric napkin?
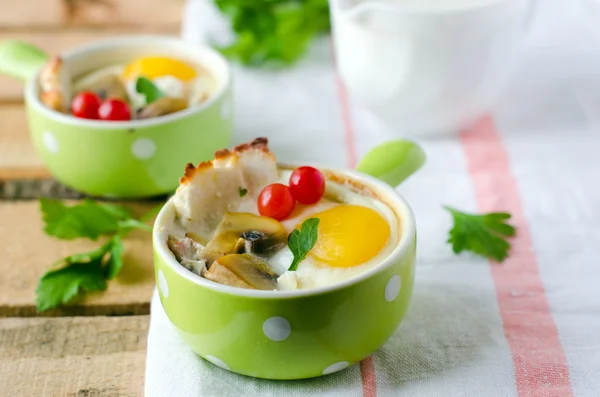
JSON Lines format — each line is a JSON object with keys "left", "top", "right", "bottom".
{"left": 146, "top": 1, "right": 600, "bottom": 395}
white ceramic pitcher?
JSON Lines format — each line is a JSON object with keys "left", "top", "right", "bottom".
{"left": 330, "top": 0, "right": 535, "bottom": 136}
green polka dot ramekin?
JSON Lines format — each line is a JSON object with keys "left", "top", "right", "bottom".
{"left": 5, "top": 37, "right": 233, "bottom": 198}
{"left": 152, "top": 167, "right": 417, "bottom": 380}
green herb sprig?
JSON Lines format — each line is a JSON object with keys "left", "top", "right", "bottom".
{"left": 135, "top": 77, "right": 164, "bottom": 104}
{"left": 287, "top": 217, "right": 319, "bottom": 271}
{"left": 35, "top": 198, "right": 161, "bottom": 312}
{"left": 444, "top": 206, "right": 516, "bottom": 262}
{"left": 214, "top": 0, "right": 331, "bottom": 66}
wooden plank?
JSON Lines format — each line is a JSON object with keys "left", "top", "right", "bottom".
{"left": 0, "top": 29, "right": 181, "bottom": 102}
{"left": 0, "top": 179, "right": 86, "bottom": 200}
{"left": 0, "top": 169, "right": 53, "bottom": 181}
{"left": 0, "top": 201, "right": 158, "bottom": 316}
{"left": 0, "top": 0, "right": 183, "bottom": 28}
{"left": 0, "top": 315, "right": 148, "bottom": 396}
{"left": 0, "top": 0, "right": 64, "bottom": 28}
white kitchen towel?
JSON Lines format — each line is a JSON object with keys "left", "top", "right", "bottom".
{"left": 146, "top": 1, "right": 600, "bottom": 395}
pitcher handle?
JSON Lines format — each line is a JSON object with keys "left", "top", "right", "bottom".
{"left": 0, "top": 40, "right": 48, "bottom": 82}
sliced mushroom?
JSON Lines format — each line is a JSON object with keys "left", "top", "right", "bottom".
{"left": 72, "top": 64, "right": 127, "bottom": 101}
{"left": 204, "top": 254, "right": 277, "bottom": 290}
{"left": 87, "top": 74, "right": 128, "bottom": 101}
{"left": 137, "top": 97, "right": 188, "bottom": 119}
{"left": 204, "top": 259, "right": 248, "bottom": 288}
{"left": 185, "top": 231, "right": 209, "bottom": 246}
{"left": 167, "top": 236, "right": 201, "bottom": 263}
{"left": 239, "top": 229, "right": 285, "bottom": 256}
{"left": 181, "top": 258, "right": 207, "bottom": 276}
{"left": 201, "top": 212, "right": 286, "bottom": 263}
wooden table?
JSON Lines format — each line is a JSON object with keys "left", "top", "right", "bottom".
{"left": 0, "top": 2, "right": 184, "bottom": 395}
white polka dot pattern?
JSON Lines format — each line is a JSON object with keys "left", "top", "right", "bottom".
{"left": 385, "top": 275, "right": 401, "bottom": 302}
{"left": 131, "top": 138, "right": 156, "bottom": 159}
{"left": 205, "top": 355, "right": 230, "bottom": 370}
{"left": 323, "top": 361, "right": 349, "bottom": 375}
{"left": 158, "top": 270, "right": 169, "bottom": 298}
{"left": 42, "top": 131, "right": 59, "bottom": 154}
{"left": 262, "top": 317, "right": 291, "bottom": 341}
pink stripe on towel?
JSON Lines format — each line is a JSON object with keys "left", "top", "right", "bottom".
{"left": 461, "top": 115, "right": 574, "bottom": 397}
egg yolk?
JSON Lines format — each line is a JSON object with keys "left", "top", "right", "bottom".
{"left": 122, "top": 57, "right": 197, "bottom": 81}
{"left": 302, "top": 204, "right": 390, "bottom": 268}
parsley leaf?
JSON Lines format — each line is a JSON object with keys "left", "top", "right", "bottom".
{"left": 36, "top": 263, "right": 106, "bottom": 312}
{"left": 36, "top": 200, "right": 159, "bottom": 312}
{"left": 135, "top": 77, "right": 164, "bottom": 104}
{"left": 287, "top": 218, "right": 319, "bottom": 271}
{"left": 40, "top": 198, "right": 152, "bottom": 240}
{"left": 239, "top": 187, "right": 248, "bottom": 197}
{"left": 104, "top": 235, "right": 124, "bottom": 280}
{"left": 117, "top": 218, "right": 153, "bottom": 232}
{"left": 35, "top": 237, "right": 124, "bottom": 312}
{"left": 214, "top": 0, "right": 330, "bottom": 66}
{"left": 445, "top": 206, "right": 516, "bottom": 262}
{"left": 40, "top": 198, "right": 133, "bottom": 240}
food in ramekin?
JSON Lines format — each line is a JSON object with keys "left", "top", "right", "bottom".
{"left": 38, "top": 54, "right": 217, "bottom": 121}
{"left": 162, "top": 138, "right": 399, "bottom": 291}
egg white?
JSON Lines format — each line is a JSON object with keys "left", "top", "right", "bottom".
{"left": 125, "top": 75, "right": 188, "bottom": 110}
{"left": 271, "top": 170, "right": 398, "bottom": 290}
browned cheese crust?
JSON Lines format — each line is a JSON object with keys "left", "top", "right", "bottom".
{"left": 180, "top": 137, "right": 275, "bottom": 184}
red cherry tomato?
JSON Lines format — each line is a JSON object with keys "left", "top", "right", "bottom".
{"left": 98, "top": 99, "right": 131, "bottom": 121}
{"left": 71, "top": 91, "right": 101, "bottom": 119}
{"left": 257, "top": 183, "right": 296, "bottom": 221}
{"left": 289, "top": 166, "right": 325, "bottom": 205}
